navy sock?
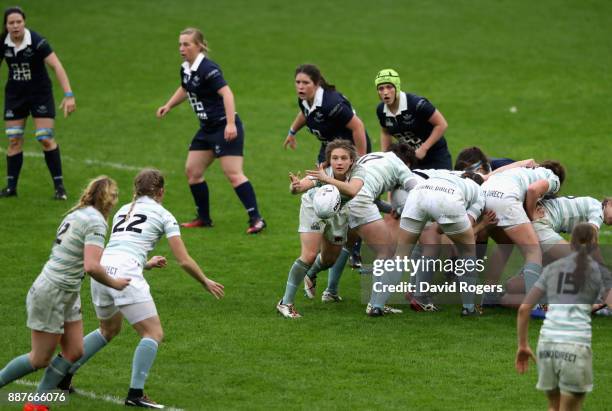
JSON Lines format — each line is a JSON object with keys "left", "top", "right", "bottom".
{"left": 189, "top": 182, "right": 211, "bottom": 222}
{"left": 234, "top": 181, "right": 260, "bottom": 220}
{"left": 43, "top": 146, "right": 63, "bottom": 188}
{"left": 6, "top": 152, "right": 23, "bottom": 190}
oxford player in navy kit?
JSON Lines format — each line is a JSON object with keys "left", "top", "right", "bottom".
{"left": 374, "top": 69, "right": 452, "bottom": 170}
{"left": 0, "top": 7, "right": 75, "bottom": 200}
{"left": 283, "top": 64, "right": 371, "bottom": 163}
{"left": 157, "top": 28, "right": 265, "bottom": 234}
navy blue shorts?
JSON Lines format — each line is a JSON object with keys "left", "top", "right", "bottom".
{"left": 418, "top": 148, "right": 452, "bottom": 170}
{"left": 4, "top": 89, "right": 56, "bottom": 120}
{"left": 189, "top": 118, "right": 244, "bottom": 157}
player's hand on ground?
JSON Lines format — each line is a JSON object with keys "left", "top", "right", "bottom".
{"left": 156, "top": 105, "right": 171, "bottom": 118}
{"left": 146, "top": 255, "right": 167, "bottom": 270}
{"left": 203, "top": 278, "right": 225, "bottom": 299}
{"left": 60, "top": 96, "right": 76, "bottom": 118}
{"left": 284, "top": 135, "right": 297, "bottom": 150}
{"left": 112, "top": 277, "right": 132, "bottom": 291}
{"left": 515, "top": 345, "right": 536, "bottom": 374}
{"left": 224, "top": 123, "right": 238, "bottom": 141}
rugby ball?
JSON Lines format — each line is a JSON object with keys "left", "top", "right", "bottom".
{"left": 313, "top": 185, "right": 341, "bottom": 219}
{"left": 390, "top": 188, "right": 409, "bottom": 215}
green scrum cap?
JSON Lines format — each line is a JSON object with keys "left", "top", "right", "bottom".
{"left": 374, "top": 68, "right": 401, "bottom": 96}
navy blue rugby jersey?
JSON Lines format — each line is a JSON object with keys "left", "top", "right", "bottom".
{"left": 376, "top": 91, "right": 447, "bottom": 152}
{"left": 180, "top": 53, "right": 229, "bottom": 126}
{"left": 490, "top": 157, "right": 514, "bottom": 171}
{"left": 298, "top": 87, "right": 355, "bottom": 143}
{"left": 1, "top": 29, "right": 53, "bottom": 93}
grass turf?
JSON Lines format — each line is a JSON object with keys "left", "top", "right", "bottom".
{"left": 1, "top": 0, "right": 611, "bottom": 409}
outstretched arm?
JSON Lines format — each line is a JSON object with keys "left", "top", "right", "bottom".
{"left": 167, "top": 236, "right": 224, "bottom": 299}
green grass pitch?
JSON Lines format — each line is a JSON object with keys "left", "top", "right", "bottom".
{"left": 1, "top": 0, "right": 611, "bottom": 409}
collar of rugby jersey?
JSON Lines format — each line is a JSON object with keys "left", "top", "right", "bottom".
{"left": 383, "top": 91, "right": 408, "bottom": 117}
{"left": 301, "top": 86, "right": 324, "bottom": 114}
{"left": 182, "top": 52, "right": 206, "bottom": 76}
{"left": 4, "top": 28, "right": 32, "bottom": 54}
{"left": 136, "top": 196, "right": 159, "bottom": 205}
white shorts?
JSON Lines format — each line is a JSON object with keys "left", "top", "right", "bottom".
{"left": 347, "top": 191, "right": 382, "bottom": 229}
{"left": 400, "top": 183, "right": 471, "bottom": 235}
{"left": 298, "top": 197, "right": 348, "bottom": 245}
{"left": 94, "top": 300, "right": 158, "bottom": 325}
{"left": 536, "top": 341, "right": 593, "bottom": 394}
{"left": 533, "top": 219, "right": 564, "bottom": 252}
{"left": 91, "top": 253, "right": 153, "bottom": 308}
{"left": 26, "top": 274, "right": 82, "bottom": 334}
{"left": 482, "top": 179, "right": 529, "bottom": 227}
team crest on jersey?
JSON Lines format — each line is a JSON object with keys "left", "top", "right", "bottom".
{"left": 314, "top": 112, "right": 325, "bottom": 123}
{"left": 23, "top": 48, "right": 34, "bottom": 58}
{"left": 5, "top": 110, "right": 14, "bottom": 118}
{"left": 385, "top": 118, "right": 394, "bottom": 128}
{"left": 4, "top": 49, "right": 12, "bottom": 57}
{"left": 310, "top": 222, "right": 321, "bottom": 230}
{"left": 401, "top": 114, "right": 414, "bottom": 125}
{"left": 191, "top": 75, "right": 201, "bottom": 87}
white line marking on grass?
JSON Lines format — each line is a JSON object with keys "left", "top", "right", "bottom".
{"left": 0, "top": 148, "right": 166, "bottom": 173}
{"left": 16, "top": 380, "right": 185, "bottom": 411}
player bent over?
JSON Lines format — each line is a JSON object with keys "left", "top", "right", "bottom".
{"left": 277, "top": 140, "right": 364, "bottom": 318}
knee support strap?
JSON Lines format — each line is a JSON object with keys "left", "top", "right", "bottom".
{"left": 35, "top": 128, "right": 54, "bottom": 141}
{"left": 5, "top": 126, "right": 25, "bottom": 139}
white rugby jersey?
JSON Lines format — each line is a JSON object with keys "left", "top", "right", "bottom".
{"left": 541, "top": 196, "right": 603, "bottom": 233}
{"left": 42, "top": 206, "right": 108, "bottom": 291}
{"left": 304, "top": 164, "right": 366, "bottom": 208}
{"left": 104, "top": 196, "right": 180, "bottom": 266}
{"left": 414, "top": 171, "right": 485, "bottom": 220}
{"left": 536, "top": 253, "right": 612, "bottom": 346}
{"left": 354, "top": 152, "right": 414, "bottom": 197}
{"left": 488, "top": 167, "right": 560, "bottom": 200}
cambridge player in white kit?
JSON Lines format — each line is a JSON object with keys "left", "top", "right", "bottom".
{"left": 55, "top": 169, "right": 224, "bottom": 409}
{"left": 480, "top": 162, "right": 565, "bottom": 302}
{"left": 516, "top": 223, "right": 612, "bottom": 411}
{"left": 0, "top": 177, "right": 130, "bottom": 410}
{"left": 276, "top": 140, "right": 364, "bottom": 318}
{"left": 371, "top": 170, "right": 486, "bottom": 316}
{"left": 533, "top": 196, "right": 612, "bottom": 263}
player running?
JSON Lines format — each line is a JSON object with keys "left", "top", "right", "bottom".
{"left": 53, "top": 169, "right": 224, "bottom": 408}
{"left": 0, "top": 177, "right": 129, "bottom": 411}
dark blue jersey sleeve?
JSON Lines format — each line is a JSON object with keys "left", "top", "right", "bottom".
{"left": 414, "top": 96, "right": 436, "bottom": 121}
{"left": 325, "top": 93, "right": 354, "bottom": 126}
{"left": 202, "top": 63, "right": 227, "bottom": 92}
{"left": 34, "top": 35, "right": 53, "bottom": 59}
{"left": 375, "top": 102, "right": 386, "bottom": 128}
